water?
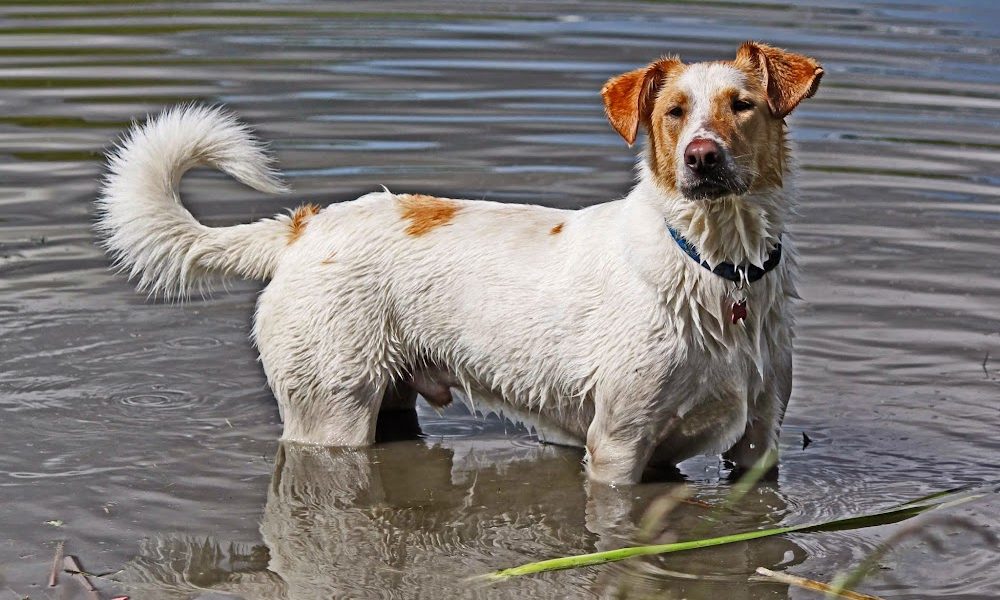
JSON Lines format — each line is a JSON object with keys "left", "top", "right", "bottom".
{"left": 0, "top": 1, "right": 998, "bottom": 598}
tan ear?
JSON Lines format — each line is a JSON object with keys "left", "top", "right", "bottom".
{"left": 601, "top": 58, "right": 682, "bottom": 146}
{"left": 737, "top": 42, "right": 823, "bottom": 118}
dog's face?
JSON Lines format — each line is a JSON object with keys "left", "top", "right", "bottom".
{"left": 602, "top": 42, "right": 823, "bottom": 200}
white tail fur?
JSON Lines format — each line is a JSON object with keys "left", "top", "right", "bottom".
{"left": 96, "top": 104, "right": 292, "bottom": 299}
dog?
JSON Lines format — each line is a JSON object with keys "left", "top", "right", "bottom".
{"left": 97, "top": 42, "right": 822, "bottom": 485}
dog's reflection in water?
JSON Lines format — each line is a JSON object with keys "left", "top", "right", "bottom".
{"left": 121, "top": 412, "right": 803, "bottom": 599}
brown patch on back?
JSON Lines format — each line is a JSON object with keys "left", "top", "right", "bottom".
{"left": 550, "top": 222, "right": 564, "bottom": 235}
{"left": 398, "top": 194, "right": 460, "bottom": 236}
{"left": 287, "top": 203, "right": 321, "bottom": 244}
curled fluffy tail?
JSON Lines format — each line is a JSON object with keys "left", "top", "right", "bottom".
{"left": 96, "top": 104, "right": 293, "bottom": 299}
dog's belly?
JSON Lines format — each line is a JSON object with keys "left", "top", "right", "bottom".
{"left": 407, "top": 369, "right": 454, "bottom": 408}
{"left": 408, "top": 367, "right": 589, "bottom": 447}
{"left": 454, "top": 387, "right": 587, "bottom": 447}
{"left": 406, "top": 336, "right": 757, "bottom": 460}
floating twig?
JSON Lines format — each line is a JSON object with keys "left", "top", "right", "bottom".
{"left": 64, "top": 555, "right": 98, "bottom": 592}
{"left": 678, "top": 497, "right": 715, "bottom": 509}
{"left": 754, "top": 567, "right": 883, "bottom": 599}
{"left": 48, "top": 540, "right": 65, "bottom": 587}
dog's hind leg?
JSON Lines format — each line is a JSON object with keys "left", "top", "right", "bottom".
{"left": 255, "top": 283, "right": 398, "bottom": 446}
{"left": 269, "top": 364, "right": 390, "bottom": 447}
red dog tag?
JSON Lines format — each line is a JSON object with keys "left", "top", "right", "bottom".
{"left": 731, "top": 299, "right": 748, "bottom": 323}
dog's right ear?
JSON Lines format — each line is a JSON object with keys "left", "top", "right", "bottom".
{"left": 601, "top": 58, "right": 682, "bottom": 146}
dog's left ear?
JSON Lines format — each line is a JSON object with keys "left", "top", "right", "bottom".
{"left": 601, "top": 57, "right": 682, "bottom": 146}
{"left": 737, "top": 42, "right": 823, "bottom": 118}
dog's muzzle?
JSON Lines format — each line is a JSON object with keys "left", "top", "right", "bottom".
{"left": 679, "top": 138, "right": 745, "bottom": 200}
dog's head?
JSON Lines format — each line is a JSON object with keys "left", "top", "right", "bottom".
{"left": 602, "top": 42, "right": 823, "bottom": 201}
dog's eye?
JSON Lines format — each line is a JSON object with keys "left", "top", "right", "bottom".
{"left": 732, "top": 99, "right": 754, "bottom": 113}
{"left": 668, "top": 106, "right": 684, "bottom": 118}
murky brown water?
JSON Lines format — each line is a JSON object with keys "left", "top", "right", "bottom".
{"left": 1, "top": 1, "right": 998, "bottom": 598}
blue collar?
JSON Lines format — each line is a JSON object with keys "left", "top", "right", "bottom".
{"left": 667, "top": 226, "right": 782, "bottom": 284}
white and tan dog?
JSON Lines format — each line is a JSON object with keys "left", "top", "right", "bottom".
{"left": 97, "top": 42, "right": 822, "bottom": 485}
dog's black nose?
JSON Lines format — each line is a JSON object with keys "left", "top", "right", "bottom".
{"left": 684, "top": 138, "right": 722, "bottom": 174}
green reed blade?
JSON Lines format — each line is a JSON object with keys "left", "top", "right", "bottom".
{"left": 475, "top": 483, "right": 993, "bottom": 582}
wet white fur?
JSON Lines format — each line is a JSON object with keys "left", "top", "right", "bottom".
{"left": 97, "top": 105, "right": 291, "bottom": 298}
{"left": 668, "top": 63, "right": 792, "bottom": 271}
{"left": 97, "top": 89, "right": 798, "bottom": 484}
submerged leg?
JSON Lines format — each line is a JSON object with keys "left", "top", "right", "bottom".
{"left": 277, "top": 372, "right": 388, "bottom": 447}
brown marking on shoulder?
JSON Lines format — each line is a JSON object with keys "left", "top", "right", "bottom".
{"left": 287, "top": 203, "right": 321, "bottom": 244}
{"left": 398, "top": 194, "right": 460, "bottom": 236}
{"left": 550, "top": 222, "right": 564, "bottom": 235}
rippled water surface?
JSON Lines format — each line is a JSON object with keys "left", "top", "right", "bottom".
{"left": 1, "top": 1, "right": 998, "bottom": 598}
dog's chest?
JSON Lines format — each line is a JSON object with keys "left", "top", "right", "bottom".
{"left": 659, "top": 271, "right": 786, "bottom": 393}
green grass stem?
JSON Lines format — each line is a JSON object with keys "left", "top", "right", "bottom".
{"left": 476, "top": 483, "right": 992, "bottom": 582}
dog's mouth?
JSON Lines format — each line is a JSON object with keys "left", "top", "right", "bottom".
{"left": 679, "top": 175, "right": 748, "bottom": 201}
{"left": 681, "top": 179, "right": 730, "bottom": 200}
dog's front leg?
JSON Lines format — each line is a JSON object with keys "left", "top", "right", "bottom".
{"left": 724, "top": 339, "right": 793, "bottom": 477}
{"left": 584, "top": 391, "right": 665, "bottom": 485}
